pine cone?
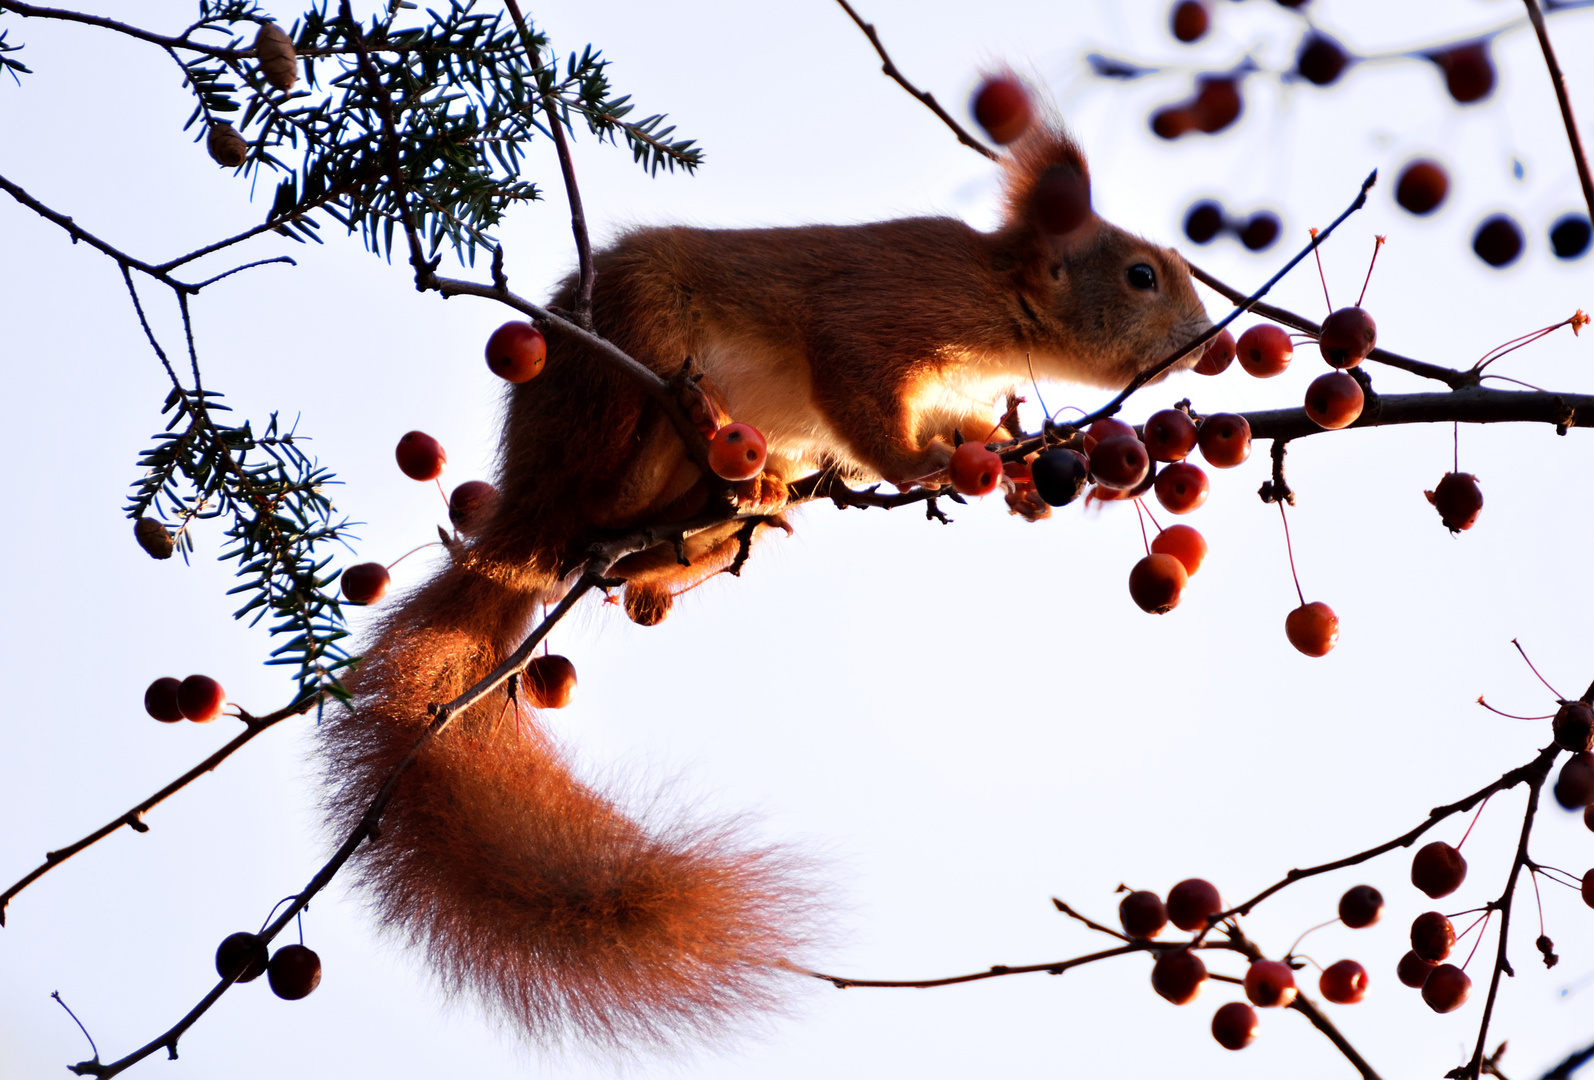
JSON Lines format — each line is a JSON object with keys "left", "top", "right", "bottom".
{"left": 206, "top": 122, "right": 247, "bottom": 168}
{"left": 255, "top": 22, "right": 298, "bottom": 92}
{"left": 134, "top": 517, "right": 175, "bottom": 560}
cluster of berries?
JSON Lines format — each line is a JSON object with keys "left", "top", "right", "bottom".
{"left": 214, "top": 931, "right": 321, "bottom": 1001}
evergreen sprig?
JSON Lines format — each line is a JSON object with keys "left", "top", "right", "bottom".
{"left": 126, "top": 396, "right": 355, "bottom": 698}
{"left": 0, "top": 27, "right": 29, "bottom": 82}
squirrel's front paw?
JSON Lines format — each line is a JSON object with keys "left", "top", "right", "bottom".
{"left": 1004, "top": 481, "right": 1052, "bottom": 521}
{"left": 733, "top": 473, "right": 789, "bottom": 512}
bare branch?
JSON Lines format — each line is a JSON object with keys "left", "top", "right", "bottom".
{"left": 1523, "top": 0, "right": 1594, "bottom": 223}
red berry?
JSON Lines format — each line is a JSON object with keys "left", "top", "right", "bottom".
{"left": 1397, "top": 949, "right": 1437, "bottom": 988}
{"left": 1151, "top": 948, "right": 1208, "bottom": 1005}
{"left": 177, "top": 675, "right": 226, "bottom": 723}
{"left": 267, "top": 944, "right": 322, "bottom": 1000}
{"left": 1396, "top": 160, "right": 1449, "bottom": 216}
{"left": 1411, "top": 841, "right": 1467, "bottom": 899}
{"left": 340, "top": 562, "right": 390, "bottom": 605}
{"left": 395, "top": 431, "right": 446, "bottom": 482}
{"left": 1084, "top": 418, "right": 1136, "bottom": 452}
{"left": 1129, "top": 554, "right": 1188, "bottom": 615}
{"left": 1151, "top": 107, "right": 1196, "bottom": 140}
{"left": 1555, "top": 753, "right": 1594, "bottom": 809}
{"left": 708, "top": 423, "right": 768, "bottom": 482}
{"left": 1425, "top": 473, "right": 1482, "bottom": 533}
{"left": 215, "top": 932, "right": 269, "bottom": 983}
{"left": 1143, "top": 410, "right": 1198, "bottom": 462}
{"left": 1474, "top": 215, "right": 1524, "bottom": 268}
{"left": 524, "top": 654, "right": 577, "bottom": 710}
{"left": 1554, "top": 702, "right": 1594, "bottom": 754}
{"left": 1153, "top": 461, "right": 1209, "bottom": 515}
{"left": 1193, "top": 328, "right": 1236, "bottom": 375}
{"left": 1197, "top": 413, "right": 1251, "bottom": 469}
{"left": 1236, "top": 324, "right": 1293, "bottom": 378}
{"left": 1170, "top": 0, "right": 1209, "bottom": 43}
{"left": 1285, "top": 602, "right": 1339, "bottom": 657}
{"left": 1304, "top": 371, "right": 1365, "bottom": 430}
{"left": 1318, "top": 307, "right": 1377, "bottom": 368}
{"left": 947, "top": 441, "right": 1003, "bottom": 496}
{"left": 144, "top": 677, "right": 186, "bottom": 723}
{"left": 1190, "top": 78, "right": 1241, "bottom": 135}
{"left": 1211, "top": 1001, "right": 1258, "bottom": 1050}
{"left": 448, "top": 480, "right": 500, "bottom": 535}
{"left": 1410, "top": 911, "right": 1456, "bottom": 963}
{"left": 1119, "top": 890, "right": 1169, "bottom": 939}
{"left": 1429, "top": 42, "right": 1494, "bottom": 104}
{"left": 1239, "top": 213, "right": 1281, "bottom": 251}
{"left": 1166, "top": 878, "right": 1222, "bottom": 932}
{"left": 1338, "top": 885, "right": 1384, "bottom": 929}
{"left": 1296, "top": 33, "right": 1349, "bottom": 86}
{"left": 972, "top": 75, "right": 1033, "bottom": 145}
{"left": 1089, "top": 434, "right": 1150, "bottom": 491}
{"left": 1244, "top": 959, "right": 1297, "bottom": 1008}
{"left": 1319, "top": 959, "right": 1368, "bottom": 1005}
{"left": 1584, "top": 802, "right": 1594, "bottom": 832}
{"left": 1185, "top": 202, "right": 1225, "bottom": 246}
{"left": 1582, "top": 869, "right": 1594, "bottom": 910}
{"left": 484, "top": 321, "right": 547, "bottom": 383}
{"left": 1151, "top": 524, "right": 1207, "bottom": 576}
{"left": 1421, "top": 964, "right": 1471, "bottom": 1013}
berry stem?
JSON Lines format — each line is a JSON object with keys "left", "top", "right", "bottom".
{"left": 1453, "top": 422, "right": 1459, "bottom": 474}
{"left": 435, "top": 477, "right": 449, "bottom": 509}
{"left": 1279, "top": 501, "right": 1306, "bottom": 608}
{"left": 385, "top": 541, "right": 444, "bottom": 572}
{"left": 1511, "top": 638, "right": 1565, "bottom": 699}
{"left": 1459, "top": 911, "right": 1492, "bottom": 972}
{"left": 1457, "top": 793, "right": 1492, "bottom": 850}
{"left": 1530, "top": 868, "right": 1546, "bottom": 937}
{"left": 1284, "top": 917, "right": 1340, "bottom": 960}
{"left": 1310, "top": 227, "right": 1333, "bottom": 313}
{"left": 1024, "top": 353, "right": 1052, "bottom": 423}
{"left": 1475, "top": 697, "right": 1554, "bottom": 720}
{"left": 1133, "top": 498, "right": 1152, "bottom": 557}
{"left": 1141, "top": 501, "right": 1165, "bottom": 534}
{"left": 1355, "top": 235, "right": 1385, "bottom": 308}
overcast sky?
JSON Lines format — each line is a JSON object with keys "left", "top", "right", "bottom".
{"left": 4, "top": 1, "right": 1594, "bottom": 1078}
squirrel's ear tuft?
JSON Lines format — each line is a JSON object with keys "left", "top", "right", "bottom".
{"left": 1002, "top": 126, "right": 1094, "bottom": 238}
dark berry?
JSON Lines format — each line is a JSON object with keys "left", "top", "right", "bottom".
{"left": 1119, "top": 890, "right": 1169, "bottom": 939}
{"left": 1167, "top": 878, "right": 1222, "bottom": 932}
{"left": 1185, "top": 201, "right": 1225, "bottom": 245}
{"left": 1129, "top": 554, "right": 1188, "bottom": 615}
{"left": 1411, "top": 841, "right": 1467, "bottom": 899}
{"left": 1244, "top": 959, "right": 1297, "bottom": 1008}
{"left": 1425, "top": 473, "right": 1483, "bottom": 533}
{"left": 1398, "top": 949, "right": 1437, "bottom": 988}
{"left": 1319, "top": 959, "right": 1368, "bottom": 1004}
{"left": 1152, "top": 948, "right": 1207, "bottom": 1005}
{"left": 1411, "top": 911, "right": 1456, "bottom": 963}
{"left": 1191, "top": 78, "right": 1242, "bottom": 134}
{"left": 340, "top": 562, "right": 390, "bottom": 605}
{"left": 1429, "top": 42, "right": 1494, "bottom": 104}
{"left": 524, "top": 655, "right": 577, "bottom": 710}
{"left": 1474, "top": 215, "right": 1524, "bottom": 268}
{"left": 1089, "top": 434, "right": 1150, "bottom": 491}
{"left": 448, "top": 480, "right": 500, "bottom": 535}
{"left": 395, "top": 431, "right": 446, "bottom": 481}
{"left": 1194, "top": 328, "right": 1236, "bottom": 375}
{"left": 267, "top": 944, "right": 322, "bottom": 1000}
{"left": 1170, "top": 0, "right": 1210, "bottom": 43}
{"left": 1197, "top": 413, "right": 1251, "bottom": 469}
{"left": 1550, "top": 214, "right": 1592, "bottom": 260}
{"left": 1211, "top": 1001, "right": 1258, "bottom": 1050}
{"left": 1239, "top": 212, "right": 1281, "bottom": 251}
{"left": 144, "top": 677, "right": 185, "bottom": 723}
{"left": 216, "top": 932, "right": 269, "bottom": 983}
{"left": 1296, "top": 33, "right": 1349, "bottom": 86}
{"left": 1554, "top": 753, "right": 1594, "bottom": 809}
{"left": 1031, "top": 448, "right": 1090, "bottom": 507}
{"left": 1338, "top": 885, "right": 1384, "bottom": 929}
{"left": 972, "top": 76, "right": 1033, "bottom": 145}
{"left": 1421, "top": 963, "right": 1471, "bottom": 1013}
{"left": 1555, "top": 702, "right": 1594, "bottom": 753}
{"left": 1143, "top": 409, "right": 1198, "bottom": 462}
{"left": 1318, "top": 307, "right": 1377, "bottom": 368}
{"left": 1396, "top": 160, "right": 1449, "bottom": 216}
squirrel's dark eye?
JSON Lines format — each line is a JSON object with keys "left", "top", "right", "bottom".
{"left": 1127, "top": 263, "right": 1157, "bottom": 291}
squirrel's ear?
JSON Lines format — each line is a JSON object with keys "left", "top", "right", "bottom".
{"left": 1001, "top": 126, "right": 1096, "bottom": 241}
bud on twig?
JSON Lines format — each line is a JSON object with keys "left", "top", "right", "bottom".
{"left": 206, "top": 122, "right": 247, "bottom": 168}
{"left": 134, "top": 516, "right": 174, "bottom": 560}
{"left": 255, "top": 23, "right": 298, "bottom": 92}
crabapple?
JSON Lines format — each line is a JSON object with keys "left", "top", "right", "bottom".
{"left": 972, "top": 75, "right": 1033, "bottom": 145}
{"left": 1197, "top": 413, "right": 1251, "bottom": 468}
{"left": 1410, "top": 911, "right": 1456, "bottom": 963}
{"left": 1236, "top": 324, "right": 1292, "bottom": 378}
{"left": 1338, "top": 885, "right": 1384, "bottom": 929}
{"left": 1555, "top": 753, "right": 1594, "bottom": 809}
{"left": 1396, "top": 160, "right": 1449, "bottom": 215}
{"left": 449, "top": 480, "right": 500, "bottom": 535}
{"left": 1239, "top": 213, "right": 1281, "bottom": 251}
{"left": 1151, "top": 949, "right": 1207, "bottom": 1005}
{"left": 1473, "top": 215, "right": 1524, "bottom": 268}
{"left": 1194, "top": 328, "right": 1236, "bottom": 375}
{"left": 1185, "top": 202, "right": 1224, "bottom": 246}
{"left": 708, "top": 423, "right": 768, "bottom": 482}
{"left": 340, "top": 563, "right": 391, "bottom": 605}
{"left": 1429, "top": 42, "right": 1494, "bottom": 104}
{"left": 177, "top": 675, "right": 226, "bottom": 723}
{"left": 1319, "top": 960, "right": 1368, "bottom": 1004}
{"left": 1030, "top": 449, "right": 1089, "bottom": 507}
{"left": 1554, "top": 702, "right": 1594, "bottom": 754}
{"left": 948, "top": 441, "right": 1003, "bottom": 496}
{"left": 1285, "top": 602, "right": 1339, "bottom": 657}
{"left": 1089, "top": 435, "right": 1150, "bottom": 490}
{"left": 524, "top": 655, "right": 577, "bottom": 710}
{"left": 395, "top": 431, "right": 446, "bottom": 481}
{"left": 1129, "top": 554, "right": 1188, "bottom": 614}
{"left": 216, "top": 932, "right": 269, "bottom": 983}
{"left": 1151, "top": 524, "right": 1207, "bottom": 576}
{"left": 1296, "top": 33, "right": 1348, "bottom": 86}
{"left": 1244, "top": 960, "right": 1297, "bottom": 1008}
{"left": 267, "top": 944, "right": 322, "bottom": 1000}
{"left": 484, "top": 321, "right": 547, "bottom": 383}
{"left": 1119, "top": 891, "right": 1169, "bottom": 939}
{"left": 144, "top": 677, "right": 185, "bottom": 723}
{"left": 1426, "top": 473, "right": 1482, "bottom": 532}
{"left": 1411, "top": 841, "right": 1467, "bottom": 899}
{"left": 1153, "top": 462, "right": 1208, "bottom": 514}
{"left": 1142, "top": 409, "right": 1198, "bottom": 462}
{"left": 1211, "top": 1001, "right": 1258, "bottom": 1050}
{"left": 1304, "top": 372, "right": 1364, "bottom": 430}
{"left": 1318, "top": 307, "right": 1377, "bottom": 368}
{"left": 1166, "top": 878, "right": 1222, "bottom": 932}
{"left": 1170, "top": 1, "right": 1209, "bottom": 43}
{"left": 1397, "top": 949, "right": 1437, "bottom": 988}
{"left": 1421, "top": 964, "right": 1471, "bottom": 1013}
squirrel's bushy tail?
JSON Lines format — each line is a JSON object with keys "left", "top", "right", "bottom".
{"left": 322, "top": 561, "right": 812, "bottom": 1049}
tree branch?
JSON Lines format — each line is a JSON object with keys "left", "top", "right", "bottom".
{"left": 1523, "top": 0, "right": 1594, "bottom": 224}
{"left": 0, "top": 692, "right": 318, "bottom": 926}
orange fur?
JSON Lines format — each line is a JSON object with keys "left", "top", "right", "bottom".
{"left": 324, "top": 123, "right": 1208, "bottom": 1050}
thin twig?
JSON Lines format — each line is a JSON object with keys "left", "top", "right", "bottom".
{"left": 833, "top": 0, "right": 998, "bottom": 161}
{"left": 1522, "top": 0, "right": 1594, "bottom": 224}
{"left": 0, "top": 693, "right": 318, "bottom": 925}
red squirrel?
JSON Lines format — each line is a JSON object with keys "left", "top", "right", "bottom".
{"left": 322, "top": 123, "right": 1210, "bottom": 1049}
